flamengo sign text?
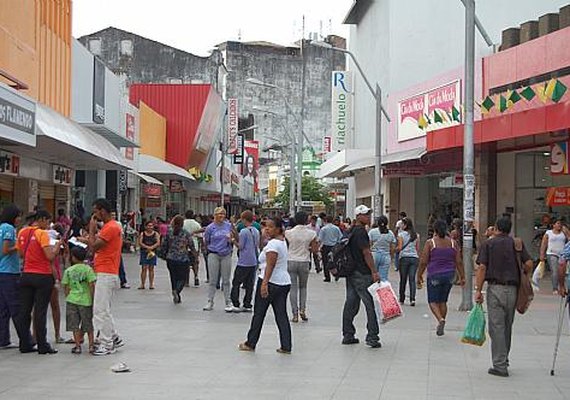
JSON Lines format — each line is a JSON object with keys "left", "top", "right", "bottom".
{"left": 331, "top": 71, "right": 353, "bottom": 152}
{"left": 227, "top": 98, "right": 238, "bottom": 154}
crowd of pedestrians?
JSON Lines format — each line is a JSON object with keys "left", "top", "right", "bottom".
{"left": 0, "top": 200, "right": 562, "bottom": 380}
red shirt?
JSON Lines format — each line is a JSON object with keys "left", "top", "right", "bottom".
{"left": 94, "top": 221, "right": 123, "bottom": 275}
{"left": 17, "top": 227, "right": 52, "bottom": 275}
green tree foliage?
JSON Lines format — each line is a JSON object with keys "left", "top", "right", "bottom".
{"left": 274, "top": 176, "right": 332, "bottom": 209}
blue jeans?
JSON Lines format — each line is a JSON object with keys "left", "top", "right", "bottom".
{"left": 0, "top": 274, "right": 22, "bottom": 346}
{"left": 399, "top": 257, "right": 418, "bottom": 303}
{"left": 342, "top": 270, "right": 379, "bottom": 342}
{"left": 373, "top": 251, "right": 391, "bottom": 282}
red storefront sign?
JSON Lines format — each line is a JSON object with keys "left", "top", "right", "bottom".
{"left": 546, "top": 187, "right": 570, "bottom": 206}
{"left": 144, "top": 184, "right": 161, "bottom": 197}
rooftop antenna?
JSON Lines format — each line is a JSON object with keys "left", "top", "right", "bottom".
{"left": 238, "top": 29, "right": 242, "bottom": 41}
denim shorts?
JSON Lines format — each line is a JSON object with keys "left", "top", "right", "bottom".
{"left": 427, "top": 271, "right": 455, "bottom": 304}
{"left": 140, "top": 252, "right": 157, "bottom": 266}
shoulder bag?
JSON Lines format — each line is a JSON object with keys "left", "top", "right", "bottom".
{"left": 514, "top": 237, "right": 533, "bottom": 314}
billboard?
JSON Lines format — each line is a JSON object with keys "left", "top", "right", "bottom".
{"left": 331, "top": 71, "right": 353, "bottom": 152}
{"left": 551, "top": 142, "right": 569, "bottom": 175}
{"left": 243, "top": 140, "right": 259, "bottom": 193}
{"left": 398, "top": 80, "right": 462, "bottom": 142}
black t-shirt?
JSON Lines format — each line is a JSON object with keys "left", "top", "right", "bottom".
{"left": 477, "top": 234, "right": 531, "bottom": 285}
{"left": 349, "top": 225, "right": 371, "bottom": 275}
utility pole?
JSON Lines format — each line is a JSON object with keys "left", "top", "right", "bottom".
{"left": 298, "top": 39, "right": 307, "bottom": 212}
{"left": 459, "top": 0, "right": 476, "bottom": 311}
{"left": 287, "top": 111, "right": 296, "bottom": 216}
{"left": 374, "top": 84, "right": 382, "bottom": 220}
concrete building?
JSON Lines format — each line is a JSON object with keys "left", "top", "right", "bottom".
{"left": 79, "top": 27, "right": 346, "bottom": 207}
{"left": 320, "top": 0, "right": 570, "bottom": 235}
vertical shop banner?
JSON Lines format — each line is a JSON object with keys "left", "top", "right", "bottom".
{"left": 331, "top": 71, "right": 353, "bottom": 152}
{"left": 551, "top": 142, "right": 569, "bottom": 175}
{"left": 118, "top": 170, "right": 128, "bottom": 194}
{"left": 233, "top": 133, "right": 244, "bottom": 164}
{"left": 323, "top": 136, "right": 332, "bottom": 153}
{"left": 125, "top": 113, "right": 135, "bottom": 160}
{"left": 93, "top": 58, "right": 106, "bottom": 124}
{"left": 0, "top": 150, "right": 20, "bottom": 176}
{"left": 243, "top": 140, "right": 259, "bottom": 193}
{"left": 397, "top": 80, "right": 462, "bottom": 141}
{"left": 227, "top": 98, "right": 238, "bottom": 154}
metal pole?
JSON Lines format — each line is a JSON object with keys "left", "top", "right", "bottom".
{"left": 459, "top": 0, "right": 476, "bottom": 311}
{"left": 459, "top": 0, "right": 494, "bottom": 47}
{"left": 297, "top": 41, "right": 306, "bottom": 213}
{"left": 220, "top": 135, "right": 225, "bottom": 209}
{"left": 374, "top": 84, "right": 382, "bottom": 221}
{"left": 289, "top": 142, "right": 296, "bottom": 216}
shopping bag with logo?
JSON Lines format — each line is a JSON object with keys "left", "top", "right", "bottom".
{"left": 368, "top": 281, "right": 403, "bottom": 324}
{"left": 461, "top": 303, "right": 486, "bottom": 346}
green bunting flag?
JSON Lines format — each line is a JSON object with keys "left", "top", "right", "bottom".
{"left": 480, "top": 96, "right": 495, "bottom": 113}
{"left": 545, "top": 79, "right": 568, "bottom": 103}
{"left": 520, "top": 86, "right": 535, "bottom": 101}
{"left": 433, "top": 109, "right": 443, "bottom": 123}
{"left": 451, "top": 106, "right": 461, "bottom": 122}
{"left": 507, "top": 90, "right": 521, "bottom": 107}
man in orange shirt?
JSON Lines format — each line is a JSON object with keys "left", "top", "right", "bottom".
{"left": 89, "top": 199, "right": 123, "bottom": 356}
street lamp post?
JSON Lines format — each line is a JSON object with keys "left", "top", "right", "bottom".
{"left": 310, "top": 41, "right": 390, "bottom": 221}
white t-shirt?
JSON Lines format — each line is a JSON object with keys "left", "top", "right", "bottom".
{"left": 285, "top": 225, "right": 317, "bottom": 262}
{"left": 258, "top": 238, "right": 291, "bottom": 285}
{"left": 546, "top": 230, "right": 567, "bottom": 256}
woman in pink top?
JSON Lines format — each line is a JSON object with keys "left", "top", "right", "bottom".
{"left": 157, "top": 217, "right": 169, "bottom": 237}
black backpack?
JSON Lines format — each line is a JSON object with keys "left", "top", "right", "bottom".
{"left": 328, "top": 233, "right": 357, "bottom": 278}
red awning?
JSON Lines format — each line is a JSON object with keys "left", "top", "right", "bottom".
{"left": 427, "top": 102, "right": 570, "bottom": 152}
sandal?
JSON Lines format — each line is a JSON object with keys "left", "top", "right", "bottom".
{"left": 299, "top": 311, "right": 308, "bottom": 322}
{"left": 276, "top": 348, "right": 291, "bottom": 354}
{"left": 291, "top": 314, "right": 299, "bottom": 323}
{"left": 149, "top": 287, "right": 155, "bottom": 290}
{"left": 137, "top": 286, "right": 145, "bottom": 290}
{"left": 71, "top": 346, "right": 82, "bottom": 354}
{"left": 88, "top": 345, "right": 95, "bottom": 354}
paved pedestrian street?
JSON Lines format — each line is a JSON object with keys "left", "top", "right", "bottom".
{"left": 0, "top": 254, "right": 569, "bottom": 400}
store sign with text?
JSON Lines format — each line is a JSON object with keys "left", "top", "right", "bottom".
{"left": 227, "top": 98, "right": 238, "bottom": 154}
{"left": 53, "top": 165, "right": 72, "bottom": 186}
{"left": 323, "top": 136, "right": 332, "bottom": 153}
{"left": 0, "top": 84, "right": 36, "bottom": 147}
{"left": 169, "top": 180, "right": 184, "bottom": 193}
{"left": 233, "top": 133, "right": 244, "bottom": 164}
{"left": 331, "top": 71, "right": 353, "bottom": 153}
{"left": 550, "top": 142, "right": 570, "bottom": 175}
{"left": 125, "top": 113, "right": 135, "bottom": 160}
{"left": 546, "top": 187, "right": 570, "bottom": 206}
{"left": 398, "top": 80, "right": 462, "bottom": 142}
{"left": 0, "top": 151, "right": 20, "bottom": 176}
{"left": 143, "top": 184, "right": 161, "bottom": 197}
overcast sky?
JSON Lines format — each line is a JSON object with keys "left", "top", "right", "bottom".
{"left": 73, "top": 0, "right": 352, "bottom": 56}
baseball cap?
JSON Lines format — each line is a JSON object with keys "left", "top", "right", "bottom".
{"left": 354, "top": 205, "right": 372, "bottom": 216}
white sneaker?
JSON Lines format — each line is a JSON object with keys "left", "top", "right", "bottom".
{"left": 224, "top": 303, "right": 234, "bottom": 313}
{"left": 231, "top": 306, "right": 242, "bottom": 313}
{"left": 92, "top": 345, "right": 116, "bottom": 356}
{"left": 203, "top": 301, "right": 214, "bottom": 311}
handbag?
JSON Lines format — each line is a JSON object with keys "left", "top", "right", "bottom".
{"left": 514, "top": 238, "right": 533, "bottom": 314}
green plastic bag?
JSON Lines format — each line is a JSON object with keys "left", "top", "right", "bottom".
{"left": 461, "top": 304, "right": 486, "bottom": 346}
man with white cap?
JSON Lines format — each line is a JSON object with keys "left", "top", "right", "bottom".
{"left": 342, "top": 205, "right": 381, "bottom": 348}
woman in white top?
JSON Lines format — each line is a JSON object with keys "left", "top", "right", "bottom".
{"left": 285, "top": 211, "right": 318, "bottom": 323}
{"left": 239, "top": 217, "right": 292, "bottom": 354}
{"left": 540, "top": 218, "right": 568, "bottom": 293}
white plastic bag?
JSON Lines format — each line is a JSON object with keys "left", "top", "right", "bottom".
{"left": 368, "top": 281, "right": 403, "bottom": 324}
{"left": 532, "top": 260, "right": 545, "bottom": 291}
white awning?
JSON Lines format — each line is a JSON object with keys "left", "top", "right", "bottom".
{"left": 6, "top": 103, "right": 130, "bottom": 170}
{"left": 318, "top": 149, "right": 374, "bottom": 178}
{"left": 130, "top": 171, "right": 163, "bottom": 185}
{"left": 138, "top": 154, "right": 196, "bottom": 181}
{"left": 81, "top": 123, "right": 139, "bottom": 148}
{"left": 382, "top": 147, "right": 426, "bottom": 165}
